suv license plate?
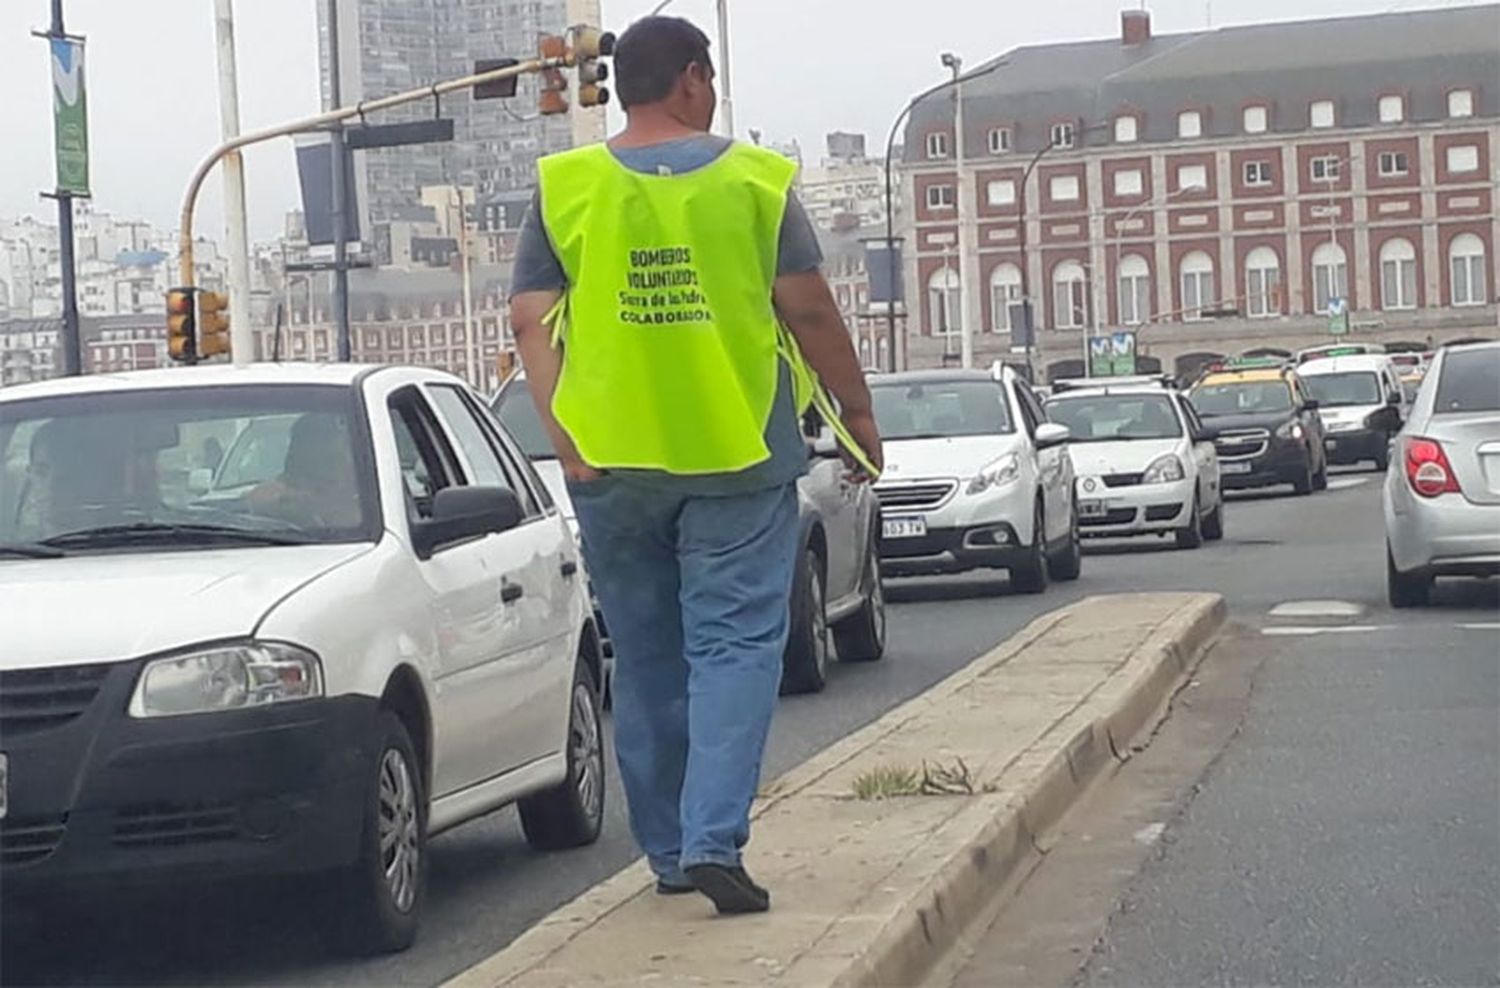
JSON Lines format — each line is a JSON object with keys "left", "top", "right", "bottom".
{"left": 1079, "top": 499, "right": 1107, "bottom": 519}
{"left": 1222, "top": 461, "right": 1252, "bottom": 475}
{"left": 882, "top": 516, "right": 927, "bottom": 539}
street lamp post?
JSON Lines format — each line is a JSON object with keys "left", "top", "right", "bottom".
{"left": 940, "top": 53, "right": 974, "bottom": 369}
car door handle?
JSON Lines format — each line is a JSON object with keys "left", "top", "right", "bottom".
{"left": 560, "top": 560, "right": 578, "bottom": 578}
{"left": 501, "top": 581, "right": 525, "bottom": 604}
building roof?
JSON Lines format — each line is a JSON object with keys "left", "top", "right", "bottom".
{"left": 906, "top": 4, "right": 1500, "bottom": 159}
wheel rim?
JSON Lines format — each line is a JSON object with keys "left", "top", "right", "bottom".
{"left": 811, "top": 561, "right": 828, "bottom": 675}
{"left": 571, "top": 682, "right": 604, "bottom": 823}
{"left": 378, "top": 747, "right": 420, "bottom": 914}
{"left": 867, "top": 552, "right": 886, "bottom": 645}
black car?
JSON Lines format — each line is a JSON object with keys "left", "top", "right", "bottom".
{"left": 1188, "top": 364, "right": 1329, "bottom": 495}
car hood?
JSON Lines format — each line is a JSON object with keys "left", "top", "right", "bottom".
{"left": 1197, "top": 411, "right": 1292, "bottom": 433}
{"left": 0, "top": 544, "right": 372, "bottom": 670}
{"left": 881, "top": 434, "right": 1023, "bottom": 481}
{"left": 1069, "top": 439, "right": 1183, "bottom": 476}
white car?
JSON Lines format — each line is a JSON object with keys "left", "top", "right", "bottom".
{"left": 1045, "top": 378, "right": 1224, "bottom": 548}
{"left": 870, "top": 368, "right": 1080, "bottom": 593}
{"left": 1298, "top": 353, "right": 1407, "bottom": 471}
{"left": 0, "top": 365, "right": 604, "bottom": 953}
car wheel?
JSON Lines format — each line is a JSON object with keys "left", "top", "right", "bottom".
{"left": 1202, "top": 496, "right": 1225, "bottom": 541}
{"left": 781, "top": 548, "right": 830, "bottom": 694}
{"left": 519, "top": 658, "right": 606, "bottom": 851}
{"left": 1010, "top": 502, "right": 1050, "bottom": 594}
{"left": 1175, "top": 495, "right": 1204, "bottom": 550}
{"left": 341, "top": 710, "right": 426, "bottom": 955}
{"left": 1386, "top": 545, "right": 1431, "bottom": 608}
{"left": 1292, "top": 457, "right": 1315, "bottom": 496}
{"left": 1047, "top": 502, "right": 1083, "bottom": 581}
{"left": 1374, "top": 443, "right": 1391, "bottom": 473}
{"left": 833, "top": 541, "right": 886, "bottom": 663}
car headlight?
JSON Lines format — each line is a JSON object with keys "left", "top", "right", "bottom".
{"left": 1142, "top": 453, "right": 1186, "bottom": 484}
{"left": 129, "top": 642, "right": 323, "bottom": 718}
{"left": 1276, "top": 420, "right": 1305, "bottom": 441}
{"left": 967, "top": 452, "right": 1021, "bottom": 494}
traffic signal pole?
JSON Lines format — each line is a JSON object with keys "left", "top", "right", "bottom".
{"left": 43, "top": 0, "right": 83, "bottom": 377}
{"left": 325, "top": 0, "right": 352, "bottom": 361}
{"left": 213, "top": 0, "right": 253, "bottom": 368}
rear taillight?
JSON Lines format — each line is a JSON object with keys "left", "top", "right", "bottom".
{"left": 1404, "top": 437, "right": 1461, "bottom": 498}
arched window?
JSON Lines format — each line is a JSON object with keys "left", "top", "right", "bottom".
{"left": 877, "top": 336, "right": 891, "bottom": 371}
{"left": 989, "top": 263, "right": 1022, "bottom": 332}
{"left": 1380, "top": 238, "right": 1418, "bottom": 310}
{"left": 1118, "top": 254, "right": 1151, "bottom": 326}
{"left": 1052, "top": 260, "right": 1088, "bottom": 330}
{"left": 858, "top": 337, "right": 871, "bottom": 365}
{"left": 1310, "top": 241, "right": 1348, "bottom": 315}
{"left": 1245, "top": 246, "right": 1281, "bottom": 319}
{"left": 927, "top": 267, "right": 961, "bottom": 336}
{"left": 1449, "top": 233, "right": 1488, "bottom": 307}
{"left": 1180, "top": 250, "right": 1216, "bottom": 321}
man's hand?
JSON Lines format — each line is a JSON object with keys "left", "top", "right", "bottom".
{"left": 562, "top": 458, "right": 604, "bottom": 484}
{"left": 840, "top": 410, "right": 884, "bottom": 483}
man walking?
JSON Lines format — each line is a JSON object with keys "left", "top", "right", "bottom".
{"left": 509, "top": 15, "right": 880, "bottom": 915}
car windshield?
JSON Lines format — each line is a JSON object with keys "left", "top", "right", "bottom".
{"left": 1190, "top": 380, "right": 1293, "bottom": 416}
{"left": 1047, "top": 394, "right": 1183, "bottom": 441}
{"left": 0, "top": 384, "right": 378, "bottom": 553}
{"left": 871, "top": 379, "right": 1014, "bottom": 439}
{"left": 1433, "top": 347, "right": 1500, "bottom": 414}
{"left": 492, "top": 380, "right": 554, "bottom": 460}
{"left": 1304, "top": 372, "right": 1382, "bottom": 407}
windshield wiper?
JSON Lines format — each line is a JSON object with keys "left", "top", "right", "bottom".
{"left": 0, "top": 543, "right": 66, "bottom": 559}
{"left": 40, "top": 522, "right": 315, "bottom": 549}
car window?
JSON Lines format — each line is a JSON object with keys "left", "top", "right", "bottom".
{"left": 1014, "top": 383, "right": 1045, "bottom": 438}
{"left": 1433, "top": 348, "right": 1500, "bottom": 414}
{"left": 871, "top": 380, "right": 1015, "bottom": 439}
{"left": 490, "top": 378, "right": 555, "bottom": 461}
{"left": 1047, "top": 394, "right": 1184, "bottom": 441}
{"left": 430, "top": 384, "right": 542, "bottom": 518}
{"left": 1304, "top": 372, "right": 1382, "bottom": 407}
{"left": 1179, "top": 399, "right": 1206, "bottom": 437}
{"left": 1190, "top": 381, "right": 1293, "bottom": 416}
{"left": 213, "top": 415, "right": 298, "bottom": 491}
{"left": 389, "top": 390, "right": 460, "bottom": 521}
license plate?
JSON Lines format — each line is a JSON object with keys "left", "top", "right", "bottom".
{"left": 882, "top": 516, "right": 927, "bottom": 539}
{"left": 0, "top": 753, "right": 8, "bottom": 821}
{"left": 1078, "top": 499, "right": 1108, "bottom": 519}
{"left": 1223, "top": 461, "right": 1252, "bottom": 475}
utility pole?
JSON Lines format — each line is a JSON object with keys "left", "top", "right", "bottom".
{"left": 455, "top": 185, "right": 478, "bottom": 388}
{"left": 36, "top": 0, "right": 85, "bottom": 376}
{"left": 715, "top": 0, "right": 734, "bottom": 138}
{"left": 325, "top": 0, "right": 352, "bottom": 361}
{"left": 942, "top": 53, "right": 973, "bottom": 369}
{"left": 214, "top": 0, "right": 253, "bottom": 367}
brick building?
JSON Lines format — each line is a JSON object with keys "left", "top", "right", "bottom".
{"left": 899, "top": 4, "right": 1499, "bottom": 380}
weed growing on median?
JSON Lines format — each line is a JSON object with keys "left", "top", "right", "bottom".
{"left": 850, "top": 758, "right": 977, "bottom": 800}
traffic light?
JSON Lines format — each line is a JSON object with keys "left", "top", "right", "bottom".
{"left": 166, "top": 288, "right": 197, "bottom": 364}
{"left": 198, "top": 291, "right": 231, "bottom": 359}
{"left": 570, "top": 26, "right": 616, "bottom": 109}
{"left": 537, "top": 34, "right": 569, "bottom": 115}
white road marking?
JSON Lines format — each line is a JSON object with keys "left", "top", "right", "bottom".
{"left": 1326, "top": 477, "right": 1370, "bottom": 492}
{"left": 1133, "top": 822, "right": 1167, "bottom": 845}
{"left": 1262, "top": 625, "right": 1389, "bottom": 637}
{"left": 1459, "top": 622, "right": 1500, "bottom": 631}
{"left": 1269, "top": 600, "right": 1366, "bottom": 619}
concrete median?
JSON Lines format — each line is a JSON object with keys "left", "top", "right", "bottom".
{"left": 445, "top": 592, "right": 1226, "bottom": 988}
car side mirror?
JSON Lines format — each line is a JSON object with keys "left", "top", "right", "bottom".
{"left": 413, "top": 486, "right": 522, "bottom": 558}
{"left": 1303, "top": 398, "right": 1321, "bottom": 413}
{"left": 1195, "top": 425, "right": 1219, "bottom": 443}
{"left": 1034, "top": 422, "right": 1071, "bottom": 450}
{"left": 811, "top": 427, "right": 841, "bottom": 459}
{"left": 187, "top": 467, "right": 214, "bottom": 495}
{"left": 1386, "top": 391, "right": 1402, "bottom": 407}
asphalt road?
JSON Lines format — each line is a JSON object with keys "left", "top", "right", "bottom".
{"left": 6, "top": 468, "right": 1491, "bottom": 987}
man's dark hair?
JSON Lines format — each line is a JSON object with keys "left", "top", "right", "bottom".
{"left": 613, "top": 16, "right": 713, "bottom": 109}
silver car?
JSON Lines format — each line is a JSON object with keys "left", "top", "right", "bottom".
{"left": 1384, "top": 341, "right": 1500, "bottom": 607}
{"left": 490, "top": 373, "right": 887, "bottom": 695}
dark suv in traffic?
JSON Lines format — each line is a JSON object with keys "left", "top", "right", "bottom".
{"left": 1188, "top": 361, "right": 1328, "bottom": 495}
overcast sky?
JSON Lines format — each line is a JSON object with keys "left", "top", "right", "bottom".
{"left": 0, "top": 0, "right": 1478, "bottom": 241}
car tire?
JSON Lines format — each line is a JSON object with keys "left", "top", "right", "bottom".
{"left": 1202, "top": 497, "right": 1225, "bottom": 541}
{"left": 1175, "top": 495, "right": 1204, "bottom": 550}
{"left": 833, "top": 541, "right": 886, "bottom": 663}
{"left": 781, "top": 547, "right": 830, "bottom": 694}
{"left": 1047, "top": 503, "right": 1083, "bottom": 581}
{"left": 519, "top": 658, "right": 606, "bottom": 851}
{"left": 1374, "top": 443, "right": 1391, "bottom": 473}
{"left": 1010, "top": 502, "right": 1050, "bottom": 594}
{"left": 341, "top": 710, "right": 427, "bottom": 956}
{"left": 1292, "top": 457, "right": 1315, "bottom": 496}
{"left": 1387, "top": 545, "right": 1431, "bottom": 608}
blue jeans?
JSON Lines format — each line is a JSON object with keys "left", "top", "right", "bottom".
{"left": 568, "top": 476, "right": 799, "bottom": 883}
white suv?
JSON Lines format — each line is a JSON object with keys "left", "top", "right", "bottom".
{"left": 0, "top": 365, "right": 603, "bottom": 954}
{"left": 870, "top": 368, "right": 1080, "bottom": 593}
{"left": 1046, "top": 378, "right": 1224, "bottom": 548}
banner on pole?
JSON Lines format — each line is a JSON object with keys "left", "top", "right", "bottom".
{"left": 1089, "top": 331, "right": 1138, "bottom": 377}
{"left": 49, "top": 37, "right": 90, "bottom": 196}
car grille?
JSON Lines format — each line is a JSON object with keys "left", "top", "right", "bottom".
{"left": 1, "top": 815, "right": 67, "bottom": 868}
{"left": 1215, "top": 429, "right": 1270, "bottom": 460}
{"left": 113, "top": 801, "right": 241, "bottom": 848}
{"left": 1101, "top": 472, "right": 1145, "bottom": 488}
{"left": 0, "top": 663, "right": 111, "bottom": 736}
{"left": 876, "top": 481, "right": 958, "bottom": 511}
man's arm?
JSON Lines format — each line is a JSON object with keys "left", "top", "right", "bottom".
{"left": 772, "top": 270, "right": 883, "bottom": 477}
{"left": 510, "top": 290, "right": 600, "bottom": 483}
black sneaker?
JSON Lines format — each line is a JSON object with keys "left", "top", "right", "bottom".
{"left": 684, "top": 863, "right": 770, "bottom": 914}
{"left": 655, "top": 880, "right": 695, "bottom": 896}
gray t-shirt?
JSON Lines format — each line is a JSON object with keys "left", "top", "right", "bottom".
{"left": 511, "top": 135, "right": 822, "bottom": 495}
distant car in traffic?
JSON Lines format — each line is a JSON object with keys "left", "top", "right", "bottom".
{"left": 1189, "top": 359, "right": 1329, "bottom": 495}
{"left": 1383, "top": 341, "right": 1500, "bottom": 607}
{"left": 490, "top": 371, "right": 887, "bottom": 696}
{"left": 1046, "top": 376, "right": 1224, "bottom": 548}
{"left": 0, "top": 365, "right": 605, "bottom": 954}
{"left": 870, "top": 367, "right": 1080, "bottom": 593}
{"left": 1298, "top": 353, "right": 1407, "bottom": 471}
